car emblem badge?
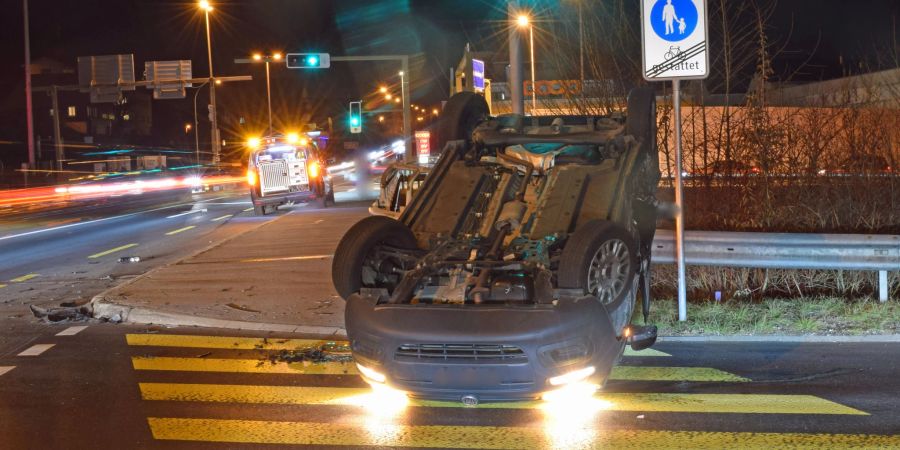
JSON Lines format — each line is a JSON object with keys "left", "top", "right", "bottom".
{"left": 460, "top": 395, "right": 479, "bottom": 407}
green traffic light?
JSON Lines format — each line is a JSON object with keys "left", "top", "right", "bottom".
{"left": 350, "top": 117, "right": 360, "bottom": 126}
{"left": 306, "top": 56, "right": 319, "bottom": 66}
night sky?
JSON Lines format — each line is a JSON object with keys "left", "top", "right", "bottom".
{"left": 0, "top": 0, "right": 897, "bottom": 165}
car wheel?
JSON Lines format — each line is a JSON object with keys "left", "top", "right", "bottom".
{"left": 434, "top": 92, "right": 489, "bottom": 152}
{"left": 253, "top": 204, "right": 267, "bottom": 216}
{"left": 332, "top": 216, "right": 418, "bottom": 300}
{"left": 558, "top": 220, "right": 638, "bottom": 315}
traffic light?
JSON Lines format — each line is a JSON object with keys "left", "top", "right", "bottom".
{"left": 349, "top": 101, "right": 362, "bottom": 134}
{"left": 286, "top": 53, "right": 331, "bottom": 69}
{"left": 207, "top": 104, "right": 215, "bottom": 122}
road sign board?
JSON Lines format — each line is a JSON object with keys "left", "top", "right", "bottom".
{"left": 77, "top": 54, "right": 136, "bottom": 103}
{"left": 472, "top": 59, "right": 485, "bottom": 92}
{"left": 641, "top": 0, "right": 708, "bottom": 80}
{"left": 144, "top": 60, "right": 192, "bottom": 100}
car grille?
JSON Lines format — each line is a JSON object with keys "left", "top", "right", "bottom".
{"left": 395, "top": 344, "right": 527, "bottom": 363}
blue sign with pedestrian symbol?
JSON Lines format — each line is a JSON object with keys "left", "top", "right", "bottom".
{"left": 650, "top": 0, "right": 698, "bottom": 42}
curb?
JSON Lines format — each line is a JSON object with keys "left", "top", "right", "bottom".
{"left": 90, "top": 298, "right": 346, "bottom": 337}
{"left": 658, "top": 334, "right": 900, "bottom": 343}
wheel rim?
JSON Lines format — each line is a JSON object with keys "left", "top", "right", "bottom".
{"left": 586, "top": 238, "right": 631, "bottom": 304}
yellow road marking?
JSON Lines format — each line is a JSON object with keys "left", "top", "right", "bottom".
{"left": 624, "top": 347, "right": 671, "bottom": 357}
{"left": 0, "top": 284, "right": 6, "bottom": 289}
{"left": 10, "top": 273, "right": 39, "bottom": 283}
{"left": 138, "top": 383, "right": 865, "bottom": 415}
{"left": 148, "top": 418, "right": 896, "bottom": 448}
{"left": 126, "top": 334, "right": 341, "bottom": 350}
{"left": 88, "top": 243, "right": 138, "bottom": 259}
{"left": 211, "top": 214, "right": 232, "bottom": 222}
{"left": 130, "top": 352, "right": 740, "bottom": 383}
{"left": 165, "top": 226, "right": 195, "bottom": 236}
{"left": 611, "top": 366, "right": 748, "bottom": 382}
{"left": 131, "top": 357, "right": 354, "bottom": 375}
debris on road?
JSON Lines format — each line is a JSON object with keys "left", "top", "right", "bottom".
{"left": 29, "top": 304, "right": 90, "bottom": 323}
{"left": 225, "top": 303, "right": 261, "bottom": 313}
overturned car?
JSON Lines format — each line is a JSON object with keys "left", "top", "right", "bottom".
{"left": 332, "top": 89, "right": 660, "bottom": 402}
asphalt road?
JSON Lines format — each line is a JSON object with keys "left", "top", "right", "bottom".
{"left": 1, "top": 176, "right": 898, "bottom": 448}
{"left": 0, "top": 322, "right": 898, "bottom": 448}
{"left": 0, "top": 186, "right": 270, "bottom": 313}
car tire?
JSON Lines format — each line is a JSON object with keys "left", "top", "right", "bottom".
{"left": 253, "top": 204, "right": 266, "bottom": 216}
{"left": 332, "top": 216, "right": 418, "bottom": 300}
{"left": 434, "top": 92, "right": 489, "bottom": 152}
{"left": 558, "top": 220, "right": 638, "bottom": 314}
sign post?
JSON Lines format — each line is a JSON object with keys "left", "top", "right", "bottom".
{"left": 641, "top": 0, "right": 708, "bottom": 321}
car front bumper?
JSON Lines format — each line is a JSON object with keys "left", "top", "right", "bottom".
{"left": 345, "top": 292, "right": 623, "bottom": 402}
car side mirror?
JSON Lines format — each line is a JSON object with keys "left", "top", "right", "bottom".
{"left": 625, "top": 324, "right": 658, "bottom": 351}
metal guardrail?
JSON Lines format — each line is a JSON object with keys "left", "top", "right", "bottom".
{"left": 651, "top": 230, "right": 899, "bottom": 303}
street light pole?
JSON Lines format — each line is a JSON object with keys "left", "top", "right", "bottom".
{"left": 399, "top": 67, "right": 412, "bottom": 162}
{"left": 192, "top": 80, "right": 210, "bottom": 167}
{"left": 528, "top": 23, "right": 536, "bottom": 114}
{"left": 264, "top": 60, "right": 273, "bottom": 134}
{"left": 200, "top": 1, "right": 219, "bottom": 166}
{"left": 23, "top": 0, "right": 35, "bottom": 168}
{"left": 508, "top": 1, "right": 524, "bottom": 115}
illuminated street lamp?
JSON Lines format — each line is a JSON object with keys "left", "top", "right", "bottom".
{"left": 379, "top": 86, "right": 388, "bottom": 94}
{"left": 199, "top": 0, "right": 220, "bottom": 166}
{"left": 432, "top": 108, "right": 439, "bottom": 116}
{"left": 385, "top": 93, "right": 393, "bottom": 101}
{"left": 517, "top": 13, "right": 536, "bottom": 114}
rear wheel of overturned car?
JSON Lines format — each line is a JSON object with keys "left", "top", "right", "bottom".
{"left": 558, "top": 220, "right": 638, "bottom": 317}
{"left": 434, "top": 92, "right": 490, "bottom": 151}
{"left": 332, "top": 216, "right": 418, "bottom": 300}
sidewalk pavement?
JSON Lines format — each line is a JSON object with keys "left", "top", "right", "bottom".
{"left": 91, "top": 204, "right": 371, "bottom": 337}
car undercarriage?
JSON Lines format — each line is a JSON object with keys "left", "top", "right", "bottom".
{"left": 333, "top": 89, "right": 661, "bottom": 401}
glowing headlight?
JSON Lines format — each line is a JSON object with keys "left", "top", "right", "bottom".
{"left": 547, "top": 366, "right": 595, "bottom": 386}
{"left": 356, "top": 363, "right": 386, "bottom": 383}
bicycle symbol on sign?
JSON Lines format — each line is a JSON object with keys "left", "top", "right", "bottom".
{"left": 664, "top": 46, "right": 684, "bottom": 61}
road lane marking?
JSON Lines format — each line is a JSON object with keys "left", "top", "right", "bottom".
{"left": 131, "top": 355, "right": 745, "bottom": 382}
{"left": 126, "top": 334, "right": 341, "bottom": 350}
{"left": 55, "top": 326, "right": 88, "bottom": 336}
{"left": 131, "top": 357, "right": 354, "bottom": 375}
{"left": 0, "top": 284, "right": 6, "bottom": 289}
{"left": 138, "top": 383, "right": 865, "bottom": 415}
{"left": 10, "top": 273, "right": 39, "bottom": 283}
{"left": 0, "top": 367, "right": 14, "bottom": 376}
{"left": 624, "top": 347, "right": 671, "bottom": 357}
{"left": 166, "top": 209, "right": 207, "bottom": 219}
{"left": 88, "top": 243, "right": 138, "bottom": 259}
{"left": 611, "top": 366, "right": 748, "bottom": 382}
{"left": 243, "top": 207, "right": 254, "bottom": 212}
{"left": 211, "top": 214, "right": 232, "bottom": 222}
{"left": 17, "top": 344, "right": 55, "bottom": 356}
{"left": 314, "top": 219, "right": 324, "bottom": 224}
{"left": 165, "top": 226, "right": 196, "bottom": 236}
{"left": 241, "top": 255, "right": 333, "bottom": 263}
{"left": 0, "top": 196, "right": 233, "bottom": 243}
{"left": 145, "top": 418, "right": 900, "bottom": 448}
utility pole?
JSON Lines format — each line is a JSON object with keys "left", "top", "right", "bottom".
{"left": 49, "top": 86, "right": 63, "bottom": 171}
{"left": 508, "top": 0, "right": 524, "bottom": 115}
{"left": 23, "top": 0, "right": 35, "bottom": 167}
{"left": 202, "top": 6, "right": 220, "bottom": 166}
